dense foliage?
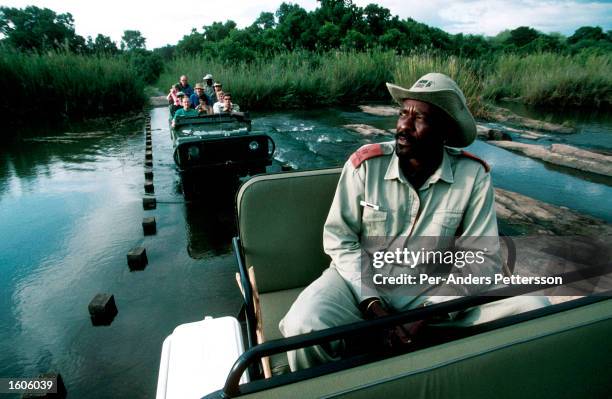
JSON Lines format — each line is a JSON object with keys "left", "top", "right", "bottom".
{"left": 171, "top": 0, "right": 612, "bottom": 62}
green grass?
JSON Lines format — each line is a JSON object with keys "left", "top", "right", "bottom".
{"left": 160, "top": 50, "right": 611, "bottom": 117}
{"left": 483, "top": 52, "right": 612, "bottom": 108}
{"left": 0, "top": 48, "right": 146, "bottom": 125}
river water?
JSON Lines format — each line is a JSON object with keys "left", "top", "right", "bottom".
{"left": 0, "top": 105, "right": 610, "bottom": 398}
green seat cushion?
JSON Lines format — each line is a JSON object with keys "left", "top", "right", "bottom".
{"left": 259, "top": 287, "right": 304, "bottom": 375}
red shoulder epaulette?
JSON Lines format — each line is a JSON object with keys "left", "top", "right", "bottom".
{"left": 350, "top": 144, "right": 384, "bottom": 168}
{"left": 460, "top": 150, "right": 490, "bottom": 172}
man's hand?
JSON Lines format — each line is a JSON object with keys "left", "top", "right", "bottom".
{"left": 362, "top": 299, "right": 424, "bottom": 350}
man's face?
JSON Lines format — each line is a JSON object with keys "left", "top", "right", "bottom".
{"left": 224, "top": 95, "right": 231, "bottom": 104}
{"left": 395, "top": 99, "right": 445, "bottom": 159}
{"left": 195, "top": 87, "right": 204, "bottom": 96}
{"left": 182, "top": 96, "right": 190, "bottom": 109}
{"left": 214, "top": 86, "right": 222, "bottom": 93}
{"left": 206, "top": 79, "right": 213, "bottom": 86}
{"left": 180, "top": 76, "right": 188, "bottom": 86}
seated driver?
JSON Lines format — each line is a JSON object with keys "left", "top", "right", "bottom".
{"left": 279, "top": 73, "right": 549, "bottom": 371}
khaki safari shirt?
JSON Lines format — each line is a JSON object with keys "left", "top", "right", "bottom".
{"left": 323, "top": 141, "right": 500, "bottom": 308}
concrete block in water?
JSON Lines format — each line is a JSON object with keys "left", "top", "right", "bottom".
{"left": 146, "top": 144, "right": 152, "bottom": 151}
{"left": 145, "top": 151, "right": 153, "bottom": 160}
{"left": 142, "top": 217, "right": 157, "bottom": 235}
{"left": 144, "top": 180, "right": 154, "bottom": 194}
{"left": 145, "top": 159, "right": 153, "bottom": 167}
{"left": 142, "top": 197, "right": 156, "bottom": 210}
{"left": 144, "top": 169, "right": 154, "bottom": 180}
{"left": 88, "top": 294, "right": 118, "bottom": 325}
{"left": 127, "top": 247, "right": 148, "bottom": 270}
{"left": 21, "top": 372, "right": 67, "bottom": 398}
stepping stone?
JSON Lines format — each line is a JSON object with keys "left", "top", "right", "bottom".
{"left": 88, "top": 293, "right": 118, "bottom": 326}
{"left": 127, "top": 247, "right": 148, "bottom": 270}
{"left": 142, "top": 217, "right": 156, "bottom": 235}
{"left": 142, "top": 197, "right": 156, "bottom": 210}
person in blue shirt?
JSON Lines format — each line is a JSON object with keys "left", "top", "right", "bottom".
{"left": 178, "top": 75, "right": 194, "bottom": 98}
{"left": 190, "top": 83, "right": 205, "bottom": 108}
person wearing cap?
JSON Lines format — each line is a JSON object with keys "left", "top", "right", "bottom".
{"left": 169, "top": 91, "right": 186, "bottom": 117}
{"left": 202, "top": 74, "right": 217, "bottom": 105}
{"left": 190, "top": 83, "right": 206, "bottom": 108}
{"left": 178, "top": 75, "right": 194, "bottom": 98}
{"left": 279, "top": 72, "right": 549, "bottom": 371}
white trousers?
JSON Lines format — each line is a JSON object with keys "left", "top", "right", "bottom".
{"left": 279, "top": 267, "right": 550, "bottom": 371}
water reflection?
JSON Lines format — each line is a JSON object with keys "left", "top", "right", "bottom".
{"left": 182, "top": 172, "right": 240, "bottom": 258}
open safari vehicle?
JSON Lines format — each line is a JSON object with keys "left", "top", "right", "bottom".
{"left": 171, "top": 113, "right": 275, "bottom": 176}
{"left": 157, "top": 168, "right": 612, "bottom": 399}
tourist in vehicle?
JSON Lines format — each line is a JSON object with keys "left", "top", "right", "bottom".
{"left": 167, "top": 84, "right": 182, "bottom": 116}
{"left": 196, "top": 95, "right": 211, "bottom": 115}
{"left": 213, "top": 92, "right": 240, "bottom": 114}
{"left": 172, "top": 95, "right": 199, "bottom": 127}
{"left": 213, "top": 82, "right": 222, "bottom": 103}
{"left": 279, "top": 73, "right": 549, "bottom": 371}
{"left": 190, "top": 83, "right": 205, "bottom": 108}
{"left": 178, "top": 75, "right": 194, "bottom": 98}
{"left": 202, "top": 74, "right": 217, "bottom": 105}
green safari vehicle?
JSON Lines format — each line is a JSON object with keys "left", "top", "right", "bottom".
{"left": 170, "top": 113, "right": 275, "bottom": 176}
{"left": 156, "top": 168, "right": 612, "bottom": 399}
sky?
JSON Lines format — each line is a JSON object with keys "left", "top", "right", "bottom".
{"left": 1, "top": 0, "right": 611, "bottom": 49}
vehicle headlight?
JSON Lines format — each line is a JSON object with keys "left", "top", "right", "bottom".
{"left": 187, "top": 146, "right": 200, "bottom": 159}
{"left": 248, "top": 141, "right": 259, "bottom": 151}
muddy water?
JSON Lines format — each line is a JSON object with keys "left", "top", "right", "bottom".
{"left": 0, "top": 105, "right": 610, "bottom": 398}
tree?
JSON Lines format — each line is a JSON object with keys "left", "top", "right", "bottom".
{"left": 121, "top": 30, "right": 146, "bottom": 51}
{"left": 253, "top": 12, "right": 275, "bottom": 30}
{"left": 0, "top": 6, "right": 85, "bottom": 51}
{"left": 363, "top": 3, "right": 392, "bottom": 36}
{"left": 568, "top": 26, "right": 608, "bottom": 44}
{"left": 202, "top": 21, "right": 236, "bottom": 42}
{"left": 176, "top": 29, "right": 206, "bottom": 55}
{"left": 87, "top": 34, "right": 118, "bottom": 54}
{"left": 504, "top": 26, "right": 540, "bottom": 48}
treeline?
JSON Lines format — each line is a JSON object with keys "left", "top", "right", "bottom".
{"left": 168, "top": 0, "right": 611, "bottom": 62}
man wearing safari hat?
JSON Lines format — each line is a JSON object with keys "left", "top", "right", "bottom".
{"left": 202, "top": 73, "right": 217, "bottom": 105}
{"left": 279, "top": 73, "right": 548, "bottom": 371}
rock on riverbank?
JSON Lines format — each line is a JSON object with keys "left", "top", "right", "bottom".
{"left": 490, "top": 141, "right": 612, "bottom": 177}
{"left": 488, "top": 105, "right": 575, "bottom": 134}
{"left": 495, "top": 188, "right": 612, "bottom": 235}
{"left": 343, "top": 124, "right": 393, "bottom": 136}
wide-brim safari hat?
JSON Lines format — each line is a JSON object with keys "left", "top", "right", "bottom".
{"left": 194, "top": 83, "right": 204, "bottom": 89}
{"left": 386, "top": 73, "right": 476, "bottom": 147}
{"left": 202, "top": 74, "right": 213, "bottom": 80}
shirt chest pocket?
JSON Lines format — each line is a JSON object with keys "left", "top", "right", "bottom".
{"left": 362, "top": 207, "right": 388, "bottom": 236}
{"left": 431, "top": 210, "right": 463, "bottom": 236}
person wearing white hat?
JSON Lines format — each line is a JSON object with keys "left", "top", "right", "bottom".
{"left": 279, "top": 72, "right": 549, "bottom": 371}
{"left": 202, "top": 73, "right": 217, "bottom": 104}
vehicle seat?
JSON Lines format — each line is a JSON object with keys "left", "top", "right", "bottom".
{"left": 236, "top": 168, "right": 342, "bottom": 374}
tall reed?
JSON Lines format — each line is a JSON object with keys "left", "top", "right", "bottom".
{"left": 0, "top": 48, "right": 146, "bottom": 125}
{"left": 160, "top": 50, "right": 611, "bottom": 116}
{"left": 159, "top": 50, "right": 396, "bottom": 110}
{"left": 483, "top": 52, "right": 612, "bottom": 108}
